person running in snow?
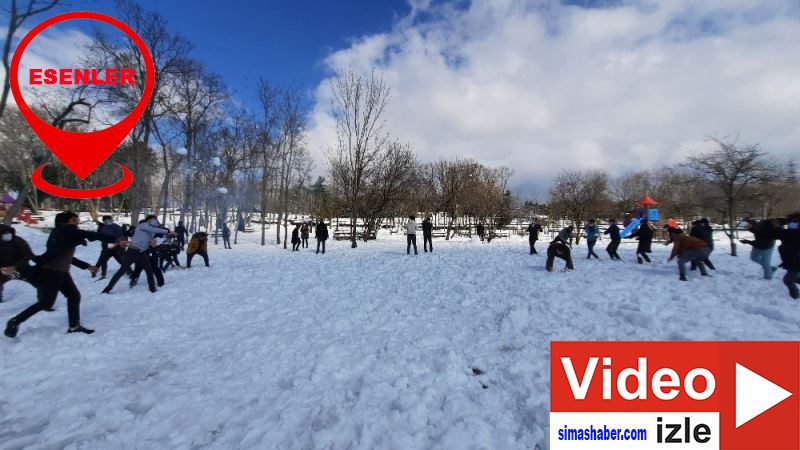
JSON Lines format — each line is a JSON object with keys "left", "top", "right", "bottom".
{"left": 770, "top": 212, "right": 800, "bottom": 299}
{"left": 315, "top": 219, "right": 329, "bottom": 254}
{"left": 476, "top": 222, "right": 485, "bottom": 242}
{"left": 291, "top": 223, "right": 301, "bottom": 251}
{"left": 422, "top": 217, "right": 433, "bottom": 253}
{"left": 174, "top": 220, "right": 188, "bottom": 251}
{"left": 300, "top": 222, "right": 310, "bottom": 249}
{"left": 406, "top": 215, "right": 418, "bottom": 255}
{"left": 0, "top": 224, "right": 33, "bottom": 303}
{"left": 666, "top": 228, "right": 711, "bottom": 281}
{"left": 527, "top": 219, "right": 542, "bottom": 255}
{"left": 689, "top": 218, "right": 716, "bottom": 271}
{"left": 4, "top": 211, "right": 122, "bottom": 338}
{"left": 546, "top": 239, "right": 574, "bottom": 272}
{"left": 583, "top": 219, "right": 600, "bottom": 259}
{"left": 186, "top": 232, "right": 210, "bottom": 268}
{"left": 222, "top": 224, "right": 232, "bottom": 249}
{"left": 628, "top": 219, "right": 654, "bottom": 264}
{"left": 102, "top": 215, "right": 169, "bottom": 294}
{"left": 93, "top": 215, "right": 127, "bottom": 280}
{"left": 740, "top": 218, "right": 778, "bottom": 280}
{"left": 604, "top": 218, "right": 622, "bottom": 260}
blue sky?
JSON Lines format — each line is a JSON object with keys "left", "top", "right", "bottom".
{"left": 31, "top": 0, "right": 413, "bottom": 102}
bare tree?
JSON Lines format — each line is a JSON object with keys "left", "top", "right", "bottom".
{"left": 686, "top": 137, "right": 777, "bottom": 256}
{"left": 547, "top": 170, "right": 611, "bottom": 244}
{"left": 87, "top": 0, "right": 192, "bottom": 224}
{"left": 0, "top": 0, "right": 62, "bottom": 121}
{"left": 255, "top": 79, "right": 280, "bottom": 246}
{"left": 328, "top": 68, "right": 390, "bottom": 248}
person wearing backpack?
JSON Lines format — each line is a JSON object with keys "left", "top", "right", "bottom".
{"left": 186, "top": 232, "right": 210, "bottom": 268}
{"left": 740, "top": 218, "right": 778, "bottom": 280}
{"left": 583, "top": 219, "right": 600, "bottom": 260}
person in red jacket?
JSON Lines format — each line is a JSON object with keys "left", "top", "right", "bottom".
{"left": 667, "top": 228, "right": 711, "bottom": 281}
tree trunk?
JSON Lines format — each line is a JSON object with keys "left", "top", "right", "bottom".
{"left": 728, "top": 203, "right": 738, "bottom": 257}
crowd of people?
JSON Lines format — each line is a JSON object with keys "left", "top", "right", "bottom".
{"left": 1, "top": 213, "right": 214, "bottom": 338}
{"left": 1, "top": 210, "right": 798, "bottom": 338}
{"left": 536, "top": 212, "right": 800, "bottom": 300}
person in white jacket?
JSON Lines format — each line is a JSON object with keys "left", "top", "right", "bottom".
{"left": 405, "top": 215, "right": 418, "bottom": 255}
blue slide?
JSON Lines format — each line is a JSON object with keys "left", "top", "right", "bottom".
{"left": 620, "top": 217, "right": 643, "bottom": 238}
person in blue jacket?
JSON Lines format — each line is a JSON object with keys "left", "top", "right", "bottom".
{"left": 604, "top": 218, "right": 622, "bottom": 260}
{"left": 583, "top": 219, "right": 600, "bottom": 259}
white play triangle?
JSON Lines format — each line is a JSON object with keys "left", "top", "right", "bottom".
{"left": 735, "top": 363, "right": 793, "bottom": 428}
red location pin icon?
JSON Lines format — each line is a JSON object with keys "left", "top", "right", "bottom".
{"left": 8, "top": 11, "right": 154, "bottom": 199}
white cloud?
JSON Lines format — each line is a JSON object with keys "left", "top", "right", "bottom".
{"left": 306, "top": 0, "right": 800, "bottom": 199}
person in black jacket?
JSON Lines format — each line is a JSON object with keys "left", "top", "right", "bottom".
{"left": 689, "top": 218, "right": 716, "bottom": 271}
{"left": 4, "top": 211, "right": 123, "bottom": 338}
{"left": 316, "top": 220, "right": 329, "bottom": 254}
{"left": 628, "top": 219, "right": 654, "bottom": 264}
{"left": 291, "top": 223, "right": 301, "bottom": 251}
{"left": 174, "top": 220, "right": 188, "bottom": 251}
{"left": 93, "top": 216, "right": 128, "bottom": 279}
{"left": 476, "top": 223, "right": 485, "bottom": 242}
{"left": 740, "top": 218, "right": 778, "bottom": 280}
{"left": 604, "top": 218, "right": 622, "bottom": 260}
{"left": 0, "top": 224, "right": 34, "bottom": 302}
{"left": 422, "top": 217, "right": 434, "bottom": 253}
{"left": 527, "top": 219, "right": 542, "bottom": 255}
{"left": 546, "top": 239, "right": 574, "bottom": 272}
{"left": 222, "top": 224, "right": 232, "bottom": 249}
{"left": 771, "top": 213, "right": 800, "bottom": 299}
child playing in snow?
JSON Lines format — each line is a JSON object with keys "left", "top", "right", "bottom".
{"left": 546, "top": 239, "right": 574, "bottom": 272}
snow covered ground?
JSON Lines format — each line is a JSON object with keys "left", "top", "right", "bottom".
{"left": 1, "top": 223, "right": 798, "bottom": 449}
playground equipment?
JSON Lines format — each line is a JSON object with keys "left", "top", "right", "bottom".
{"left": 620, "top": 194, "right": 659, "bottom": 238}
{"left": 0, "top": 192, "right": 39, "bottom": 225}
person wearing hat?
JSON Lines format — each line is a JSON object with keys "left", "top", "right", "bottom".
{"left": 0, "top": 224, "right": 33, "bottom": 302}
{"left": 770, "top": 212, "right": 800, "bottom": 299}
{"left": 666, "top": 228, "right": 711, "bottom": 281}
{"left": 740, "top": 218, "right": 778, "bottom": 280}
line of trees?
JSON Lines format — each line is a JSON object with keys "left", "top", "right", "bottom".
{"left": 546, "top": 137, "right": 799, "bottom": 253}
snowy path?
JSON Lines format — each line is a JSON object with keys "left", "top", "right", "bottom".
{"left": 1, "top": 227, "right": 798, "bottom": 449}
